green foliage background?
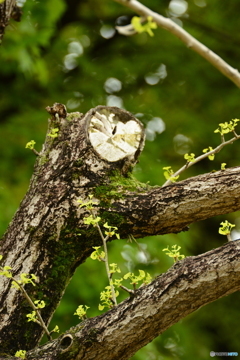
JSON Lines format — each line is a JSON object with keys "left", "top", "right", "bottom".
{"left": 1, "top": 0, "right": 240, "bottom": 358}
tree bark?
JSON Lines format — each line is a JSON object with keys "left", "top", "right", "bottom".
{"left": 0, "top": 104, "right": 145, "bottom": 354}
{"left": 0, "top": 104, "right": 240, "bottom": 356}
{"left": 0, "top": 0, "right": 21, "bottom": 43}
{"left": 25, "top": 240, "right": 240, "bottom": 360}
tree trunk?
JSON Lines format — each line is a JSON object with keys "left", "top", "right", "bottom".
{"left": 0, "top": 104, "right": 145, "bottom": 354}
{"left": 0, "top": 104, "right": 240, "bottom": 357}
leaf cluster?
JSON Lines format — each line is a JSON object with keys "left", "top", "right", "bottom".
{"left": 162, "top": 245, "right": 185, "bottom": 263}
{"left": 131, "top": 16, "right": 157, "bottom": 37}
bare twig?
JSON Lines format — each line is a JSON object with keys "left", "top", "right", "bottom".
{"left": 113, "top": 0, "right": 240, "bottom": 88}
{"left": 32, "top": 149, "right": 40, "bottom": 156}
{"left": 120, "top": 284, "right": 135, "bottom": 295}
{"left": 91, "top": 211, "right": 118, "bottom": 306}
{"left": 11, "top": 277, "right": 52, "bottom": 340}
{"left": 162, "top": 133, "right": 240, "bottom": 187}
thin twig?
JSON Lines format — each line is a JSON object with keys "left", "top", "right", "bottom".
{"left": 32, "top": 149, "right": 40, "bottom": 156}
{"left": 227, "top": 234, "right": 232, "bottom": 242}
{"left": 120, "top": 284, "right": 135, "bottom": 295}
{"left": 113, "top": 0, "right": 240, "bottom": 88}
{"left": 162, "top": 133, "right": 240, "bottom": 187}
{"left": 94, "top": 217, "right": 118, "bottom": 306}
{"left": 11, "top": 277, "right": 52, "bottom": 340}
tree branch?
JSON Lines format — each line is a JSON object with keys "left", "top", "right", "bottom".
{"left": 26, "top": 240, "right": 240, "bottom": 360}
{"left": 162, "top": 129, "right": 240, "bottom": 187}
{"left": 106, "top": 166, "right": 240, "bottom": 237}
{"left": 1, "top": 105, "right": 240, "bottom": 355}
{"left": 113, "top": 0, "right": 240, "bottom": 88}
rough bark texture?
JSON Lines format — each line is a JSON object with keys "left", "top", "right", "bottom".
{"left": 0, "top": 0, "right": 21, "bottom": 43}
{"left": 0, "top": 104, "right": 240, "bottom": 357}
{"left": 26, "top": 240, "right": 240, "bottom": 360}
{"left": 0, "top": 105, "right": 146, "bottom": 354}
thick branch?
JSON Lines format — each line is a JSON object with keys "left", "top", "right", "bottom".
{"left": 26, "top": 240, "right": 240, "bottom": 360}
{"left": 113, "top": 0, "right": 240, "bottom": 88}
{"left": 107, "top": 166, "right": 240, "bottom": 237}
{"left": 0, "top": 105, "right": 240, "bottom": 355}
{"left": 0, "top": 105, "right": 145, "bottom": 354}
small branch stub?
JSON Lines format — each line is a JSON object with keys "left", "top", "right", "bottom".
{"left": 87, "top": 106, "right": 145, "bottom": 162}
{"left": 45, "top": 102, "right": 67, "bottom": 119}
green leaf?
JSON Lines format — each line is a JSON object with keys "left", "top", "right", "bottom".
{"left": 0, "top": 266, "right": 12, "bottom": 278}
{"left": 90, "top": 247, "right": 105, "bottom": 261}
{"left": 162, "top": 245, "right": 185, "bottom": 263}
{"left": 34, "top": 300, "right": 45, "bottom": 309}
{"left": 131, "top": 16, "right": 143, "bottom": 33}
{"left": 51, "top": 325, "right": 60, "bottom": 333}
{"left": 162, "top": 166, "right": 179, "bottom": 182}
{"left": 123, "top": 272, "right": 131, "bottom": 280}
{"left": 109, "top": 263, "right": 121, "bottom": 274}
{"left": 25, "top": 140, "right": 36, "bottom": 150}
{"left": 113, "top": 278, "right": 123, "bottom": 286}
{"left": 131, "top": 16, "right": 157, "bottom": 37}
{"left": 123, "top": 270, "right": 150, "bottom": 285}
{"left": 203, "top": 147, "right": 215, "bottom": 160}
{"left": 99, "top": 287, "right": 113, "bottom": 310}
{"left": 103, "top": 222, "right": 120, "bottom": 238}
{"left": 15, "top": 350, "right": 26, "bottom": 359}
{"left": 77, "top": 195, "right": 98, "bottom": 210}
{"left": 219, "top": 220, "right": 235, "bottom": 235}
{"left": 143, "top": 273, "right": 152, "bottom": 285}
{"left": 184, "top": 153, "right": 195, "bottom": 162}
{"left": 214, "top": 119, "right": 239, "bottom": 135}
{"left": 98, "top": 304, "right": 105, "bottom": 311}
{"left": 74, "top": 305, "right": 90, "bottom": 319}
{"left": 26, "top": 311, "right": 37, "bottom": 322}
{"left": 20, "top": 273, "right": 37, "bottom": 286}
{"left": 47, "top": 128, "right": 59, "bottom": 138}
{"left": 83, "top": 215, "right": 101, "bottom": 226}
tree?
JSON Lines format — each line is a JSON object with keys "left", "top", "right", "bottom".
{"left": 1, "top": 1, "right": 240, "bottom": 359}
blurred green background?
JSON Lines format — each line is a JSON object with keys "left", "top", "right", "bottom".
{"left": 1, "top": 0, "right": 240, "bottom": 358}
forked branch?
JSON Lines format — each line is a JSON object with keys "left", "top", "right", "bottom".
{"left": 26, "top": 240, "right": 240, "bottom": 360}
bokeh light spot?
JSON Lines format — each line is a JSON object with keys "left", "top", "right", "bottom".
{"left": 104, "top": 77, "right": 122, "bottom": 94}
{"left": 146, "top": 117, "right": 166, "bottom": 141}
{"left": 100, "top": 25, "right": 116, "bottom": 39}
{"left": 169, "top": 0, "right": 188, "bottom": 16}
